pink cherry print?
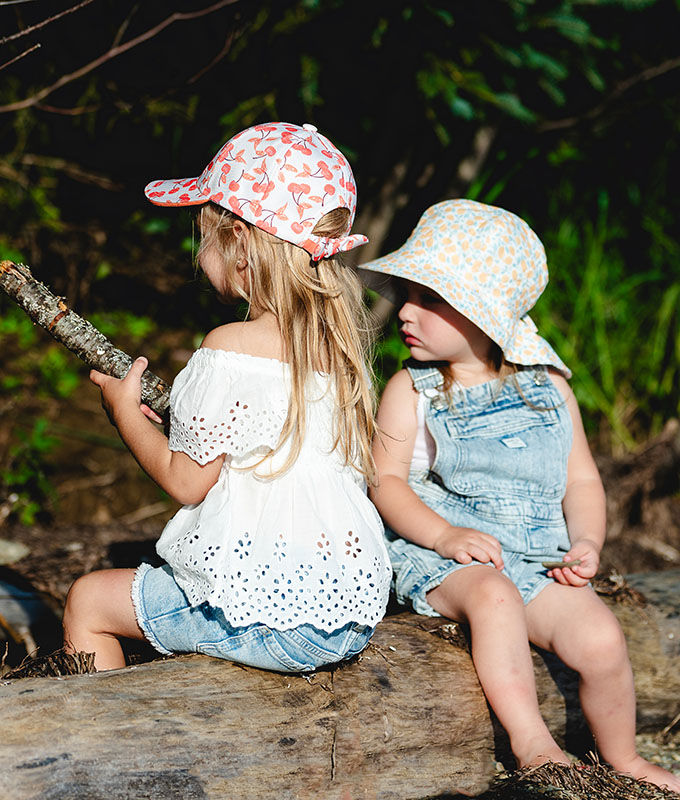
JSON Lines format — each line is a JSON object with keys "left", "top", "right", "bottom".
{"left": 258, "top": 221, "right": 278, "bottom": 235}
{"left": 288, "top": 182, "right": 310, "bottom": 195}
{"left": 317, "top": 161, "right": 333, "bottom": 179}
{"left": 210, "top": 192, "right": 223, "bottom": 203}
{"left": 148, "top": 191, "right": 165, "bottom": 198}
{"left": 324, "top": 184, "right": 336, "bottom": 196}
{"left": 291, "top": 222, "right": 304, "bottom": 234}
{"left": 229, "top": 180, "right": 240, "bottom": 191}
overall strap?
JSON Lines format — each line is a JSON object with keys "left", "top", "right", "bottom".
{"left": 404, "top": 359, "right": 445, "bottom": 394}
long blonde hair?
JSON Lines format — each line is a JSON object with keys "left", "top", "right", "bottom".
{"left": 198, "top": 203, "right": 377, "bottom": 482}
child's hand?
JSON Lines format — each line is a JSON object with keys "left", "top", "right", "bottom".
{"left": 90, "top": 357, "right": 162, "bottom": 425}
{"left": 433, "top": 525, "right": 504, "bottom": 570}
{"left": 547, "top": 538, "right": 600, "bottom": 587}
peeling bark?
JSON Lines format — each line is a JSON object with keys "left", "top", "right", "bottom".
{"left": 0, "top": 260, "right": 171, "bottom": 419}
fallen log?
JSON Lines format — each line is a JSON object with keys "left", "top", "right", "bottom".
{"left": 0, "top": 260, "right": 171, "bottom": 419}
{"left": 0, "top": 570, "right": 678, "bottom": 800}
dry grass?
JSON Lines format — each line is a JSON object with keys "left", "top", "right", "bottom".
{"left": 2, "top": 647, "right": 95, "bottom": 679}
{"left": 481, "top": 758, "right": 679, "bottom": 800}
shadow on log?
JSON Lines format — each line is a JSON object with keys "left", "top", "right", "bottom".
{"left": 0, "top": 570, "right": 678, "bottom": 800}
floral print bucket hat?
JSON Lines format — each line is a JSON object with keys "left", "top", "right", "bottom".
{"left": 360, "top": 199, "right": 570, "bottom": 376}
{"left": 144, "top": 122, "right": 367, "bottom": 262}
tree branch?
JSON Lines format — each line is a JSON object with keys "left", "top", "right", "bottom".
{"left": 0, "top": 0, "right": 241, "bottom": 114}
{"left": 0, "top": 42, "right": 39, "bottom": 73}
{"left": 0, "top": 0, "right": 96, "bottom": 46}
{"left": 0, "top": 260, "right": 171, "bottom": 419}
{"left": 538, "top": 56, "right": 680, "bottom": 133}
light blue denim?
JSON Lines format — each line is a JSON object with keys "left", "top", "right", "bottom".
{"left": 132, "top": 563, "right": 374, "bottom": 672}
{"left": 386, "top": 362, "right": 573, "bottom": 615}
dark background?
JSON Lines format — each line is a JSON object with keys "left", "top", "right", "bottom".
{"left": 1, "top": 0, "right": 679, "bottom": 530}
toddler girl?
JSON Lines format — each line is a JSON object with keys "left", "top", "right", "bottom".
{"left": 63, "top": 122, "right": 392, "bottom": 674}
{"left": 362, "top": 199, "right": 680, "bottom": 791}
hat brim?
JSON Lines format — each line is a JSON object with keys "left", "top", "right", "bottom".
{"left": 144, "top": 177, "right": 208, "bottom": 207}
{"left": 359, "top": 251, "right": 571, "bottom": 378}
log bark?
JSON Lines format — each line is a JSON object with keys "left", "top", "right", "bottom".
{"left": 0, "top": 570, "right": 678, "bottom": 800}
{"left": 0, "top": 260, "right": 171, "bottom": 419}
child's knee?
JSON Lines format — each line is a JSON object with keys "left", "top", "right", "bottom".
{"left": 63, "top": 572, "right": 101, "bottom": 625}
{"left": 466, "top": 568, "right": 523, "bottom": 612}
{"left": 572, "top": 609, "right": 628, "bottom": 671}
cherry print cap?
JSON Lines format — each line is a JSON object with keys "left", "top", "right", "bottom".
{"left": 144, "top": 122, "right": 367, "bottom": 261}
{"left": 360, "top": 199, "right": 570, "bottom": 376}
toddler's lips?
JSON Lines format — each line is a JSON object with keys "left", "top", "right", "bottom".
{"left": 401, "top": 332, "right": 420, "bottom": 347}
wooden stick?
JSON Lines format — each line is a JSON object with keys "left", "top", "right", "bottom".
{"left": 0, "top": 260, "right": 171, "bottom": 419}
{"left": 541, "top": 559, "right": 582, "bottom": 570}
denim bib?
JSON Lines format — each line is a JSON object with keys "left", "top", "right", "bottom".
{"left": 383, "top": 362, "right": 574, "bottom": 614}
{"left": 407, "top": 361, "right": 572, "bottom": 556}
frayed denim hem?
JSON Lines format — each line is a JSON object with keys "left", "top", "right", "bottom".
{"left": 130, "top": 562, "right": 173, "bottom": 656}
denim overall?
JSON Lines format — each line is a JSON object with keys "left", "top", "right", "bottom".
{"left": 385, "top": 362, "right": 574, "bottom": 615}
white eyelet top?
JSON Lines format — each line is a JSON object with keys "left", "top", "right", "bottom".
{"left": 155, "top": 348, "right": 391, "bottom": 632}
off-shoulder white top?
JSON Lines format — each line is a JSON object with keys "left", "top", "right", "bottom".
{"left": 155, "top": 348, "right": 391, "bottom": 632}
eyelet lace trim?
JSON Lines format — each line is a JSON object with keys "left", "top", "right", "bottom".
{"left": 163, "top": 525, "right": 390, "bottom": 631}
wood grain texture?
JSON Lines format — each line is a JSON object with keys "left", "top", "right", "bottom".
{"left": 0, "top": 573, "right": 678, "bottom": 800}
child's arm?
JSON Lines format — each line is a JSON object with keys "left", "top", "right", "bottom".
{"left": 548, "top": 371, "right": 606, "bottom": 587}
{"left": 370, "top": 370, "right": 504, "bottom": 569}
{"left": 90, "top": 357, "right": 224, "bottom": 505}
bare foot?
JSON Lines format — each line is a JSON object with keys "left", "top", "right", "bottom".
{"left": 614, "top": 755, "right": 680, "bottom": 793}
{"left": 512, "top": 734, "right": 571, "bottom": 769}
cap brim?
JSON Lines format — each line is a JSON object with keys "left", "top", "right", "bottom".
{"left": 144, "top": 177, "right": 207, "bottom": 207}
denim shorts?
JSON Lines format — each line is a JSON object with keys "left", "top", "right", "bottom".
{"left": 386, "top": 528, "right": 567, "bottom": 615}
{"left": 131, "top": 563, "right": 374, "bottom": 672}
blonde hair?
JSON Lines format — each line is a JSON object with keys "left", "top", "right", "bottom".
{"left": 198, "top": 203, "right": 377, "bottom": 482}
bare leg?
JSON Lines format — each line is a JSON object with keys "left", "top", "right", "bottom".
{"left": 427, "top": 566, "right": 569, "bottom": 767}
{"left": 527, "top": 583, "right": 680, "bottom": 792}
{"left": 63, "top": 568, "right": 147, "bottom": 671}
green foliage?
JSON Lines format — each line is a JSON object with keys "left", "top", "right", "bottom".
{"left": 0, "top": 0, "right": 679, "bottom": 455}
{"left": 532, "top": 196, "right": 680, "bottom": 448}
{"left": 373, "top": 317, "right": 410, "bottom": 395}
{"left": 1, "top": 418, "right": 58, "bottom": 526}
{"left": 37, "top": 346, "right": 81, "bottom": 399}
{"left": 0, "top": 306, "right": 38, "bottom": 350}
{"left": 88, "top": 311, "right": 156, "bottom": 343}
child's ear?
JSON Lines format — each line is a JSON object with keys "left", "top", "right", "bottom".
{"left": 232, "top": 219, "right": 250, "bottom": 241}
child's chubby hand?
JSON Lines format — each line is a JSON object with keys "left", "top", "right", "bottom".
{"left": 547, "top": 538, "right": 600, "bottom": 587}
{"left": 433, "top": 525, "right": 504, "bottom": 570}
{"left": 90, "top": 357, "right": 163, "bottom": 426}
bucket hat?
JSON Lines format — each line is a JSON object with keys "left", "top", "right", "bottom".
{"left": 360, "top": 199, "right": 569, "bottom": 376}
{"left": 144, "top": 122, "right": 367, "bottom": 262}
